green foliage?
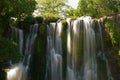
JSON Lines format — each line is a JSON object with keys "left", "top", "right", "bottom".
{"left": 77, "top": 0, "right": 120, "bottom": 17}
{"left": 0, "top": 0, "right": 36, "bottom": 19}
{"left": 36, "top": 0, "right": 66, "bottom": 17}
{"left": 0, "top": 0, "right": 36, "bottom": 34}
{"left": 0, "top": 37, "right": 23, "bottom": 63}
{"left": 16, "top": 16, "right": 43, "bottom": 32}
{"left": 102, "top": 17, "right": 120, "bottom": 80}
{"left": 0, "top": 0, "right": 34, "bottom": 64}
{"left": 105, "top": 19, "right": 120, "bottom": 47}
{"left": 66, "top": 8, "right": 79, "bottom": 18}
{"left": 107, "top": 1, "right": 120, "bottom": 13}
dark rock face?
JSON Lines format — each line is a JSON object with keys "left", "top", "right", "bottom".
{"left": 101, "top": 14, "right": 120, "bottom": 80}
{"left": 0, "top": 62, "right": 9, "bottom": 80}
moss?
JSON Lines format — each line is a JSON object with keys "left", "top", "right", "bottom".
{"left": 44, "top": 16, "right": 60, "bottom": 24}
{"left": 105, "top": 19, "right": 116, "bottom": 44}
{"left": 29, "top": 23, "right": 47, "bottom": 80}
{"left": 61, "top": 21, "right": 68, "bottom": 80}
{"left": 37, "top": 24, "right": 47, "bottom": 80}
{"left": 36, "top": 24, "right": 47, "bottom": 54}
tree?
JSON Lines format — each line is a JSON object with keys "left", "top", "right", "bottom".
{"left": 66, "top": 8, "right": 79, "bottom": 17}
{"left": 0, "top": 0, "right": 36, "bottom": 37}
{"left": 0, "top": 0, "right": 36, "bottom": 62}
{"left": 107, "top": 0, "right": 120, "bottom": 13}
{"left": 0, "top": 0, "right": 36, "bottom": 20}
{"left": 36, "top": 0, "right": 67, "bottom": 17}
{"left": 77, "top": 0, "right": 120, "bottom": 17}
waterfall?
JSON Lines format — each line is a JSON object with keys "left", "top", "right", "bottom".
{"left": 6, "top": 16, "right": 113, "bottom": 80}
{"left": 45, "top": 16, "right": 113, "bottom": 80}
{"left": 46, "top": 22, "right": 63, "bottom": 80}
{"left": 6, "top": 23, "right": 38, "bottom": 80}
{"left": 66, "top": 16, "right": 113, "bottom": 80}
{"left": 66, "top": 18, "right": 76, "bottom": 80}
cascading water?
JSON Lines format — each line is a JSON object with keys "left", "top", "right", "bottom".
{"left": 6, "top": 23, "right": 38, "bottom": 80}
{"left": 18, "top": 29, "right": 24, "bottom": 54}
{"left": 66, "top": 18, "right": 76, "bottom": 80}
{"left": 6, "top": 16, "right": 113, "bottom": 80}
{"left": 46, "top": 22, "right": 63, "bottom": 80}
{"left": 66, "top": 16, "right": 113, "bottom": 80}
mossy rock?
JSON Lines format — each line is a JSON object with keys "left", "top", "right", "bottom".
{"left": 29, "top": 23, "right": 47, "bottom": 80}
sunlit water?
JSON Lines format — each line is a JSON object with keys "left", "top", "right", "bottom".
{"left": 7, "top": 63, "right": 26, "bottom": 80}
{"left": 66, "top": 16, "right": 113, "bottom": 80}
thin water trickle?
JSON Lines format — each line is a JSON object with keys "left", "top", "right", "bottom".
{"left": 7, "top": 23, "right": 38, "bottom": 80}
{"left": 18, "top": 29, "right": 24, "bottom": 54}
